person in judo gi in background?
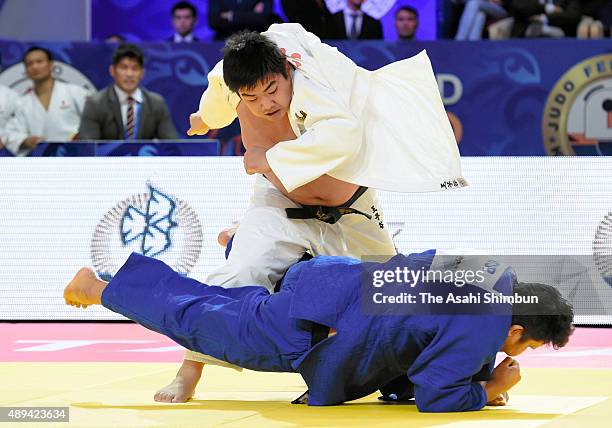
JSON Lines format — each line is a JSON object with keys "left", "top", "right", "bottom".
{"left": 63, "top": 250, "right": 574, "bottom": 412}
{"left": 158, "top": 23, "right": 467, "bottom": 402}
{"left": 2, "top": 47, "right": 89, "bottom": 156}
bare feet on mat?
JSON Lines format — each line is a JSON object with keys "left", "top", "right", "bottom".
{"left": 64, "top": 268, "right": 105, "bottom": 308}
{"left": 154, "top": 359, "right": 204, "bottom": 403}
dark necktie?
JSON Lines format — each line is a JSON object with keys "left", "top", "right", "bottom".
{"left": 126, "top": 96, "right": 135, "bottom": 139}
{"left": 349, "top": 12, "right": 359, "bottom": 39}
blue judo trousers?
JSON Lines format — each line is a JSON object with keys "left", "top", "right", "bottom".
{"left": 102, "top": 250, "right": 514, "bottom": 412}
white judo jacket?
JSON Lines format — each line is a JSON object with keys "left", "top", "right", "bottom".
{"left": 3, "top": 80, "right": 89, "bottom": 156}
{"left": 199, "top": 23, "right": 467, "bottom": 193}
{"left": 0, "top": 85, "right": 20, "bottom": 147}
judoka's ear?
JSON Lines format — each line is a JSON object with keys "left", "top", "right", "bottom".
{"left": 284, "top": 60, "right": 295, "bottom": 74}
{"left": 507, "top": 324, "right": 525, "bottom": 338}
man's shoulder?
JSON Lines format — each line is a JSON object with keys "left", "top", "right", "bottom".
{"left": 85, "top": 86, "right": 113, "bottom": 104}
{"left": 0, "top": 85, "right": 18, "bottom": 97}
{"left": 142, "top": 88, "right": 167, "bottom": 105}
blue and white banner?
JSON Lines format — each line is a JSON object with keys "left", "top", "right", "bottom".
{"left": 2, "top": 39, "right": 610, "bottom": 156}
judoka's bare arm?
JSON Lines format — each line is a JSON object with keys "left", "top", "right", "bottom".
{"left": 237, "top": 101, "right": 358, "bottom": 206}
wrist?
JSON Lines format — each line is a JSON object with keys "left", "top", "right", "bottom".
{"left": 483, "top": 380, "right": 505, "bottom": 402}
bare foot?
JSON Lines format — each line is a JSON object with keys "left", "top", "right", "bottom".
{"left": 64, "top": 268, "right": 105, "bottom": 308}
{"left": 154, "top": 360, "right": 204, "bottom": 403}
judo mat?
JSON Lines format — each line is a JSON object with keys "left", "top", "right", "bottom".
{"left": 1, "top": 324, "right": 611, "bottom": 428}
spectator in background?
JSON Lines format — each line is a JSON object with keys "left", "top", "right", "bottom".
{"left": 328, "top": 0, "right": 384, "bottom": 39}
{"left": 78, "top": 44, "right": 177, "bottom": 140}
{"left": 170, "top": 1, "right": 199, "bottom": 42}
{"left": 281, "top": 0, "right": 332, "bottom": 39}
{"left": 395, "top": 5, "right": 419, "bottom": 40}
{"left": 0, "top": 84, "right": 20, "bottom": 151}
{"left": 208, "top": 0, "right": 274, "bottom": 40}
{"left": 578, "top": 0, "right": 612, "bottom": 38}
{"left": 509, "top": 0, "right": 582, "bottom": 37}
{"left": 0, "top": 52, "right": 20, "bottom": 150}
{"left": 454, "top": 0, "right": 509, "bottom": 39}
{"left": 3, "top": 47, "right": 89, "bottom": 156}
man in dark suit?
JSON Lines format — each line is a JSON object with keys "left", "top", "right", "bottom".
{"left": 78, "top": 44, "right": 178, "bottom": 141}
{"left": 169, "top": 1, "right": 199, "bottom": 42}
{"left": 328, "top": 0, "right": 384, "bottom": 39}
{"left": 208, "top": 0, "right": 275, "bottom": 40}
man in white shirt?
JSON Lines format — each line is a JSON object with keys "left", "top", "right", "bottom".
{"left": 0, "top": 84, "right": 20, "bottom": 151}
{"left": 3, "top": 47, "right": 89, "bottom": 156}
{"left": 169, "top": 1, "right": 199, "bottom": 42}
{"left": 153, "top": 24, "right": 465, "bottom": 403}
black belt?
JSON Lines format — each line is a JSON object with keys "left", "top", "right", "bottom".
{"left": 285, "top": 186, "right": 371, "bottom": 225}
{"left": 310, "top": 322, "right": 330, "bottom": 347}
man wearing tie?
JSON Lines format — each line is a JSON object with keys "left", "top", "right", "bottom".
{"left": 78, "top": 44, "right": 177, "bottom": 140}
{"left": 329, "top": 0, "right": 383, "bottom": 39}
{"left": 169, "top": 1, "right": 199, "bottom": 43}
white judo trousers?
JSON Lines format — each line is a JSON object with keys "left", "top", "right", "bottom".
{"left": 184, "top": 175, "right": 396, "bottom": 365}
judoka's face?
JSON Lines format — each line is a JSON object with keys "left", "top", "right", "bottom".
{"left": 501, "top": 325, "right": 545, "bottom": 356}
{"left": 110, "top": 58, "right": 144, "bottom": 94}
{"left": 24, "top": 50, "right": 53, "bottom": 83}
{"left": 238, "top": 64, "right": 293, "bottom": 122}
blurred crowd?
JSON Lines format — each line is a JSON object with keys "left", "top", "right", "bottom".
{"left": 1, "top": 0, "right": 610, "bottom": 156}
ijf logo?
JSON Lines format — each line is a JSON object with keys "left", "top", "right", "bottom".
{"left": 543, "top": 54, "right": 612, "bottom": 156}
{"left": 91, "top": 184, "right": 203, "bottom": 281}
{"left": 593, "top": 212, "right": 612, "bottom": 287}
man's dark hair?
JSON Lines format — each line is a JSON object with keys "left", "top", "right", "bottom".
{"left": 222, "top": 31, "right": 288, "bottom": 93}
{"left": 396, "top": 5, "right": 418, "bottom": 18}
{"left": 172, "top": 1, "right": 197, "bottom": 18}
{"left": 23, "top": 46, "right": 53, "bottom": 63}
{"left": 511, "top": 282, "right": 574, "bottom": 349}
{"left": 112, "top": 43, "right": 145, "bottom": 67}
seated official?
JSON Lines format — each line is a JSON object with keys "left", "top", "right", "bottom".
{"left": 64, "top": 250, "right": 574, "bottom": 412}
{"left": 78, "top": 43, "right": 178, "bottom": 140}
{"left": 3, "top": 47, "right": 89, "bottom": 156}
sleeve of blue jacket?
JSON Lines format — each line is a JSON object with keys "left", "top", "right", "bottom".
{"left": 407, "top": 315, "right": 505, "bottom": 412}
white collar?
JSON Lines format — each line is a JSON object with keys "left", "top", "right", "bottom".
{"left": 344, "top": 7, "right": 363, "bottom": 16}
{"left": 114, "top": 85, "right": 143, "bottom": 104}
{"left": 174, "top": 33, "right": 194, "bottom": 42}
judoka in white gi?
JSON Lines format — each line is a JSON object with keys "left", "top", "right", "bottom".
{"left": 3, "top": 47, "right": 89, "bottom": 156}
{"left": 0, "top": 84, "right": 20, "bottom": 150}
{"left": 155, "top": 24, "right": 467, "bottom": 403}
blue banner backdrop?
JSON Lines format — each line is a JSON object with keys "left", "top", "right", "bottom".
{"left": 1, "top": 39, "right": 611, "bottom": 156}
{"left": 0, "top": 141, "right": 220, "bottom": 157}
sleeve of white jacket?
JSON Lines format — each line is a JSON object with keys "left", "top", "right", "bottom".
{"left": 3, "top": 102, "right": 31, "bottom": 157}
{"left": 197, "top": 60, "right": 239, "bottom": 129}
{"left": 265, "top": 75, "right": 362, "bottom": 192}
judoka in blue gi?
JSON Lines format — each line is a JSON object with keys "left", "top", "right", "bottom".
{"left": 64, "top": 251, "right": 574, "bottom": 412}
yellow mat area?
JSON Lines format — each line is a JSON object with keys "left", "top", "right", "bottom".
{"left": 1, "top": 363, "right": 610, "bottom": 428}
